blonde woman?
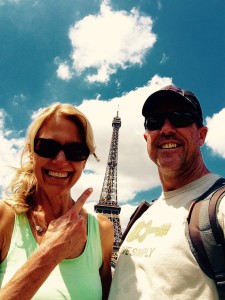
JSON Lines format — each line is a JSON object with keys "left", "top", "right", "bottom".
{"left": 0, "top": 103, "right": 114, "bottom": 300}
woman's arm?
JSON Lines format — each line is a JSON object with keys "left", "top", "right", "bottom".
{"left": 0, "top": 189, "right": 92, "bottom": 300}
{"left": 98, "top": 214, "right": 114, "bottom": 300}
{"left": 0, "top": 201, "right": 15, "bottom": 264}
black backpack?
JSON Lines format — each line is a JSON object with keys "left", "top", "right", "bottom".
{"left": 121, "top": 178, "right": 225, "bottom": 299}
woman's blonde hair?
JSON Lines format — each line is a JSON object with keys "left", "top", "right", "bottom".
{"left": 6, "top": 102, "right": 98, "bottom": 214}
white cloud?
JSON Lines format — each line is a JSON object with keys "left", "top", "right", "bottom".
{"left": 56, "top": 63, "right": 72, "bottom": 81}
{"left": 205, "top": 108, "right": 225, "bottom": 158}
{"left": 65, "top": 1, "right": 157, "bottom": 83}
{"left": 0, "top": 110, "right": 24, "bottom": 197}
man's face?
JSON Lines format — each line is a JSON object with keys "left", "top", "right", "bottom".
{"left": 143, "top": 103, "right": 207, "bottom": 177}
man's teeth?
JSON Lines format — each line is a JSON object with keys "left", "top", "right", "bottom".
{"left": 48, "top": 171, "right": 69, "bottom": 178}
{"left": 162, "top": 143, "right": 178, "bottom": 149}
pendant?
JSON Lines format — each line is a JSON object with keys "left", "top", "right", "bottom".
{"left": 35, "top": 225, "right": 43, "bottom": 233}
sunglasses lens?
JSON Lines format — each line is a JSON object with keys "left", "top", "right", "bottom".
{"left": 64, "top": 143, "right": 90, "bottom": 161}
{"left": 34, "top": 138, "right": 90, "bottom": 161}
{"left": 34, "top": 138, "right": 59, "bottom": 158}
{"left": 145, "top": 114, "right": 164, "bottom": 130}
{"left": 145, "top": 112, "right": 196, "bottom": 131}
{"left": 169, "top": 112, "right": 195, "bottom": 127}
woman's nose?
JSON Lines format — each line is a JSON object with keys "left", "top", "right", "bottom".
{"left": 53, "top": 150, "right": 68, "bottom": 162}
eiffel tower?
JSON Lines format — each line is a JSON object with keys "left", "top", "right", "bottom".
{"left": 94, "top": 109, "right": 123, "bottom": 267}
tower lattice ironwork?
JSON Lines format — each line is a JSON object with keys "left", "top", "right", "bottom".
{"left": 94, "top": 110, "right": 122, "bottom": 267}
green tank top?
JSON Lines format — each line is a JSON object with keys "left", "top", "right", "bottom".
{"left": 0, "top": 212, "right": 102, "bottom": 299}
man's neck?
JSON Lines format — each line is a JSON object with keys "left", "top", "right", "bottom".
{"left": 159, "top": 168, "right": 211, "bottom": 192}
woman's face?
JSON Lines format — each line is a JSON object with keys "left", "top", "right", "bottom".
{"left": 32, "top": 115, "right": 87, "bottom": 198}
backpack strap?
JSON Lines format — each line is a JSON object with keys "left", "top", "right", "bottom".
{"left": 121, "top": 200, "right": 153, "bottom": 242}
{"left": 208, "top": 187, "right": 225, "bottom": 292}
{"left": 187, "top": 178, "right": 225, "bottom": 299}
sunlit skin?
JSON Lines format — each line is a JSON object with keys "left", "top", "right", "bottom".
{"left": 32, "top": 115, "right": 87, "bottom": 222}
{"left": 144, "top": 106, "right": 210, "bottom": 191}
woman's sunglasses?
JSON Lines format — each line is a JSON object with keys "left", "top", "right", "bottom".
{"left": 144, "top": 112, "right": 202, "bottom": 131}
{"left": 34, "top": 138, "right": 90, "bottom": 161}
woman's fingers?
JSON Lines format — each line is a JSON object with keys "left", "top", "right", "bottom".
{"left": 65, "top": 187, "right": 93, "bottom": 218}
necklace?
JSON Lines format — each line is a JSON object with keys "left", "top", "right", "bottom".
{"left": 35, "top": 225, "right": 45, "bottom": 234}
{"left": 29, "top": 211, "right": 48, "bottom": 235}
{"left": 33, "top": 221, "right": 48, "bottom": 234}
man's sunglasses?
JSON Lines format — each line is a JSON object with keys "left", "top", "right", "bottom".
{"left": 144, "top": 112, "right": 201, "bottom": 131}
{"left": 34, "top": 138, "right": 90, "bottom": 161}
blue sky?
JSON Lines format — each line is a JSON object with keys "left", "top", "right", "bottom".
{"left": 0, "top": 0, "right": 225, "bottom": 230}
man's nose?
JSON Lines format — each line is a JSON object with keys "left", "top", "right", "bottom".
{"left": 160, "top": 118, "right": 176, "bottom": 134}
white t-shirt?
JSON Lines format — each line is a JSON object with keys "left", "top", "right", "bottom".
{"left": 109, "top": 174, "right": 225, "bottom": 300}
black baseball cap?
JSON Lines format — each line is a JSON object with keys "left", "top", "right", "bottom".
{"left": 142, "top": 85, "right": 203, "bottom": 124}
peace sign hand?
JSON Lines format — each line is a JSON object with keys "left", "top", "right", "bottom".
{"left": 40, "top": 188, "right": 93, "bottom": 263}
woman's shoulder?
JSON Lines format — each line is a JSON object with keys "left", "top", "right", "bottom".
{"left": 0, "top": 200, "right": 15, "bottom": 220}
{"left": 83, "top": 209, "right": 114, "bottom": 239}
{"left": 96, "top": 213, "right": 114, "bottom": 235}
{"left": 84, "top": 210, "right": 113, "bottom": 234}
{"left": 85, "top": 209, "right": 112, "bottom": 225}
{"left": 0, "top": 200, "right": 15, "bottom": 262}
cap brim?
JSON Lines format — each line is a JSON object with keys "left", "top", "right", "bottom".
{"left": 142, "top": 90, "right": 196, "bottom": 117}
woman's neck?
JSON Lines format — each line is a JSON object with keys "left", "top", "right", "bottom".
{"left": 31, "top": 190, "right": 74, "bottom": 219}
